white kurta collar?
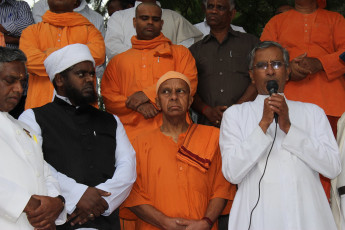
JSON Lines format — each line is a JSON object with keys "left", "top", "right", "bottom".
{"left": 55, "top": 94, "right": 73, "bottom": 106}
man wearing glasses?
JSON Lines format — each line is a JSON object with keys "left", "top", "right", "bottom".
{"left": 220, "top": 41, "right": 340, "bottom": 230}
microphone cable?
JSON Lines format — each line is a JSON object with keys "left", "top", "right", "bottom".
{"left": 248, "top": 121, "right": 278, "bottom": 230}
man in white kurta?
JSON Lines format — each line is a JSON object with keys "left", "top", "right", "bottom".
{"left": 105, "top": 0, "right": 203, "bottom": 59}
{"left": 220, "top": 41, "right": 341, "bottom": 230}
{"left": 331, "top": 113, "right": 345, "bottom": 230}
{"left": 0, "top": 47, "right": 66, "bottom": 229}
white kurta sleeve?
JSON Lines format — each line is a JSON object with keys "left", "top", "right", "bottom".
{"left": 0, "top": 176, "right": 31, "bottom": 222}
{"left": 31, "top": 0, "right": 48, "bottom": 23}
{"left": 282, "top": 106, "right": 341, "bottom": 179}
{"left": 96, "top": 115, "right": 136, "bottom": 216}
{"left": 43, "top": 162, "right": 67, "bottom": 224}
{"left": 219, "top": 107, "right": 273, "bottom": 184}
{"left": 48, "top": 166, "right": 88, "bottom": 214}
{"left": 105, "top": 12, "right": 132, "bottom": 60}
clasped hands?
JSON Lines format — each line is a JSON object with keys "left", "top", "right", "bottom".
{"left": 259, "top": 94, "right": 291, "bottom": 134}
{"left": 290, "top": 53, "right": 323, "bottom": 81}
{"left": 68, "top": 187, "right": 110, "bottom": 227}
{"left": 203, "top": 105, "right": 228, "bottom": 127}
{"left": 24, "top": 195, "right": 64, "bottom": 230}
{"left": 163, "top": 217, "right": 212, "bottom": 230}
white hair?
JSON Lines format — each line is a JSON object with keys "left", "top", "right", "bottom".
{"left": 203, "top": 0, "right": 235, "bottom": 10}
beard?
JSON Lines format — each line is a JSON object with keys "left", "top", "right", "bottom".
{"left": 64, "top": 81, "right": 97, "bottom": 106}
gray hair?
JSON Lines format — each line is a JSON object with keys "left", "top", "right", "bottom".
{"left": 203, "top": 0, "right": 235, "bottom": 10}
{"left": 248, "top": 41, "right": 290, "bottom": 70}
{"left": 0, "top": 47, "right": 27, "bottom": 64}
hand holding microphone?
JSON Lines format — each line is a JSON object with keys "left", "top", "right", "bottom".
{"left": 259, "top": 80, "right": 291, "bottom": 134}
{"left": 266, "top": 80, "right": 279, "bottom": 123}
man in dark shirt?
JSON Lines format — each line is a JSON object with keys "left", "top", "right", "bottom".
{"left": 189, "top": 0, "right": 259, "bottom": 127}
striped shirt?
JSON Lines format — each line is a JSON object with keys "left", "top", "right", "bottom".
{"left": 0, "top": 0, "right": 34, "bottom": 48}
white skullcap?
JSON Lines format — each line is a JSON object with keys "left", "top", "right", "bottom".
{"left": 44, "top": 44, "right": 95, "bottom": 82}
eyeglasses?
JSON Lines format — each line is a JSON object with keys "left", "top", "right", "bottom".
{"left": 253, "top": 61, "right": 285, "bottom": 70}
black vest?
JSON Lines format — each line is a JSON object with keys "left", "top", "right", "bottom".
{"left": 33, "top": 98, "right": 120, "bottom": 230}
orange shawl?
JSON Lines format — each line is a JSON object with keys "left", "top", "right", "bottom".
{"left": 0, "top": 33, "right": 5, "bottom": 47}
{"left": 177, "top": 124, "right": 220, "bottom": 173}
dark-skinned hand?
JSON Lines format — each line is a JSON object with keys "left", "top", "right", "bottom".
{"left": 126, "top": 91, "right": 149, "bottom": 111}
{"left": 137, "top": 102, "right": 159, "bottom": 119}
{"left": 25, "top": 195, "right": 64, "bottom": 230}
{"left": 160, "top": 217, "right": 189, "bottom": 230}
{"left": 203, "top": 105, "right": 227, "bottom": 127}
{"left": 68, "top": 187, "right": 110, "bottom": 227}
{"left": 298, "top": 56, "right": 323, "bottom": 74}
{"left": 259, "top": 94, "right": 291, "bottom": 134}
{"left": 290, "top": 53, "right": 310, "bottom": 81}
{"left": 176, "top": 218, "right": 211, "bottom": 230}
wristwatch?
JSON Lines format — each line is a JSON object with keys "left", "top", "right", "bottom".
{"left": 57, "top": 195, "right": 65, "bottom": 206}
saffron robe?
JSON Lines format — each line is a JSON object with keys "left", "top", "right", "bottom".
{"left": 101, "top": 33, "right": 197, "bottom": 141}
{"left": 124, "top": 125, "right": 235, "bottom": 229}
{"left": 260, "top": 9, "right": 345, "bottom": 117}
{"left": 19, "top": 10, "right": 105, "bottom": 109}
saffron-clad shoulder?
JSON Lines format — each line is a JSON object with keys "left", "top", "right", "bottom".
{"left": 261, "top": 8, "right": 345, "bottom": 117}
{"left": 20, "top": 10, "right": 105, "bottom": 110}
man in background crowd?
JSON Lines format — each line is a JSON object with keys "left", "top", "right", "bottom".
{"left": 194, "top": 0, "right": 245, "bottom": 37}
{"left": 105, "top": 0, "right": 203, "bottom": 59}
{"left": 190, "top": 0, "right": 258, "bottom": 127}
{"left": 102, "top": 2, "right": 197, "bottom": 141}
{"left": 20, "top": 0, "right": 105, "bottom": 110}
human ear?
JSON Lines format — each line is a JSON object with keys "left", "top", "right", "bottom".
{"left": 155, "top": 97, "right": 161, "bottom": 111}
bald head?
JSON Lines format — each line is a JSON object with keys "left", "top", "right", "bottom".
{"left": 135, "top": 2, "right": 162, "bottom": 17}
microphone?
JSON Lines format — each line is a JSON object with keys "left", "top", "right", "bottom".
{"left": 266, "top": 80, "right": 279, "bottom": 123}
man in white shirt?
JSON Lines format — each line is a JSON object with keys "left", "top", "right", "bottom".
{"left": 219, "top": 41, "right": 341, "bottom": 230}
{"left": 194, "top": 0, "right": 246, "bottom": 37}
{"left": 331, "top": 113, "right": 345, "bottom": 230}
{"left": 19, "top": 44, "right": 136, "bottom": 230}
{"left": 105, "top": 0, "right": 203, "bottom": 59}
{"left": 0, "top": 46, "right": 66, "bottom": 230}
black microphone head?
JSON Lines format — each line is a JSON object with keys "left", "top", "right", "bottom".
{"left": 266, "top": 80, "right": 279, "bottom": 96}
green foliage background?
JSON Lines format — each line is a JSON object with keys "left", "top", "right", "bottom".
{"left": 94, "top": 0, "right": 345, "bottom": 37}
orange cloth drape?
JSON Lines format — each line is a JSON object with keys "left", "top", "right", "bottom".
{"left": 261, "top": 9, "right": 345, "bottom": 117}
{"left": 101, "top": 33, "right": 197, "bottom": 141}
{"left": 0, "top": 33, "right": 5, "bottom": 47}
{"left": 19, "top": 11, "right": 105, "bottom": 110}
{"left": 123, "top": 126, "right": 235, "bottom": 229}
